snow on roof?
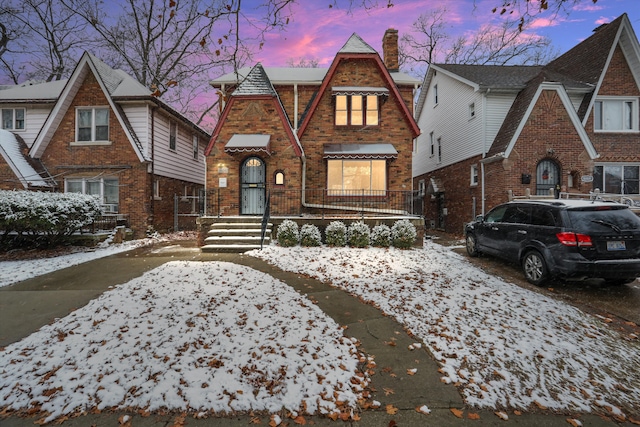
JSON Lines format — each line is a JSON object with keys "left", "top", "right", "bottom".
{"left": 0, "top": 129, "right": 51, "bottom": 188}
{"left": 232, "top": 63, "right": 277, "bottom": 96}
{"left": 0, "top": 79, "right": 66, "bottom": 101}
{"left": 338, "top": 33, "right": 377, "bottom": 54}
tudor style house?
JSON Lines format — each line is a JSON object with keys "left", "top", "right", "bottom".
{"left": 205, "top": 29, "right": 421, "bottom": 218}
{"left": 413, "top": 13, "right": 640, "bottom": 234}
{"left": 0, "top": 52, "right": 210, "bottom": 237}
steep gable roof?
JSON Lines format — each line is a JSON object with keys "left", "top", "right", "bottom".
{"left": 297, "top": 33, "right": 420, "bottom": 138}
{"left": 205, "top": 63, "right": 303, "bottom": 157}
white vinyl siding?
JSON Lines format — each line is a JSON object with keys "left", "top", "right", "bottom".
{"left": 0, "top": 105, "right": 52, "bottom": 148}
{"left": 121, "top": 104, "right": 149, "bottom": 157}
{"left": 152, "top": 112, "right": 205, "bottom": 185}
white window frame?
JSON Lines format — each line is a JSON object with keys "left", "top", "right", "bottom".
{"left": 169, "top": 121, "right": 177, "bottom": 151}
{"left": 433, "top": 84, "right": 439, "bottom": 106}
{"left": 429, "top": 132, "right": 435, "bottom": 157}
{"left": 192, "top": 134, "right": 199, "bottom": 160}
{"left": 75, "top": 107, "right": 110, "bottom": 143}
{"left": 469, "top": 102, "right": 476, "bottom": 119}
{"left": 594, "top": 97, "right": 638, "bottom": 132}
{"left": 594, "top": 163, "right": 640, "bottom": 194}
{"left": 65, "top": 177, "right": 119, "bottom": 212}
{"left": 437, "top": 137, "right": 442, "bottom": 163}
{"left": 1, "top": 108, "right": 25, "bottom": 130}
{"left": 418, "top": 179, "right": 425, "bottom": 196}
{"left": 154, "top": 179, "right": 161, "bottom": 200}
{"left": 470, "top": 164, "right": 479, "bottom": 186}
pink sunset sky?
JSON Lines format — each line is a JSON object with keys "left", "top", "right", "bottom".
{"left": 240, "top": 0, "right": 639, "bottom": 69}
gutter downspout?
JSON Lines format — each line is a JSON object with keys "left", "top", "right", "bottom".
{"left": 481, "top": 88, "right": 489, "bottom": 216}
{"left": 150, "top": 106, "right": 157, "bottom": 226}
{"left": 294, "top": 84, "right": 299, "bottom": 131}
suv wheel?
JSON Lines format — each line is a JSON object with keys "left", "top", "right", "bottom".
{"left": 466, "top": 234, "right": 479, "bottom": 257}
{"left": 522, "top": 250, "right": 548, "bottom": 286}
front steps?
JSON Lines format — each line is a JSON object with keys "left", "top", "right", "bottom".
{"left": 201, "top": 218, "right": 272, "bottom": 253}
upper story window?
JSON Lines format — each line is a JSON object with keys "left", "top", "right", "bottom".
{"left": 429, "top": 132, "right": 435, "bottom": 157}
{"left": 77, "top": 107, "right": 109, "bottom": 142}
{"left": 437, "top": 137, "right": 442, "bottom": 163}
{"left": 169, "top": 121, "right": 177, "bottom": 150}
{"left": 192, "top": 135, "right": 199, "bottom": 160}
{"left": 2, "top": 108, "right": 25, "bottom": 130}
{"left": 594, "top": 98, "right": 638, "bottom": 132}
{"left": 335, "top": 94, "right": 380, "bottom": 126}
{"left": 469, "top": 102, "right": 476, "bottom": 119}
{"left": 434, "top": 84, "right": 439, "bottom": 105}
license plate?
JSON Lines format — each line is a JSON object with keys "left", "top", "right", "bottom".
{"left": 607, "top": 241, "right": 626, "bottom": 251}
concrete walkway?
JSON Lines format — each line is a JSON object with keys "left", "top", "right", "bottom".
{"left": 0, "top": 242, "right": 631, "bottom": 426}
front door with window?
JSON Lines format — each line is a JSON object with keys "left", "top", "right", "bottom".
{"left": 241, "top": 157, "right": 266, "bottom": 215}
{"left": 536, "top": 159, "right": 560, "bottom": 196}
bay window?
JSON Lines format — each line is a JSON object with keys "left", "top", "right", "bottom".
{"left": 327, "top": 159, "right": 386, "bottom": 195}
{"left": 594, "top": 98, "right": 638, "bottom": 132}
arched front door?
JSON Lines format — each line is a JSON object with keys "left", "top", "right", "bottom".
{"left": 241, "top": 156, "right": 266, "bottom": 215}
{"left": 536, "top": 159, "right": 560, "bottom": 196}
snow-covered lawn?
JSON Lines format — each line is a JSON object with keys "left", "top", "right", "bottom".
{"left": 0, "top": 261, "right": 369, "bottom": 423}
{"left": 249, "top": 242, "right": 640, "bottom": 421}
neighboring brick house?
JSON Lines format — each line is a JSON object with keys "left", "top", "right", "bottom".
{"left": 205, "top": 30, "right": 421, "bottom": 217}
{"left": 413, "top": 13, "right": 640, "bottom": 234}
{"left": 0, "top": 52, "right": 210, "bottom": 237}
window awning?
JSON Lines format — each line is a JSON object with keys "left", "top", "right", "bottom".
{"left": 224, "top": 134, "right": 271, "bottom": 154}
{"left": 323, "top": 143, "right": 398, "bottom": 159}
{"left": 331, "top": 86, "right": 389, "bottom": 96}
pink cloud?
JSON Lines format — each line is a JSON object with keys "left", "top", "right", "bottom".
{"left": 529, "top": 17, "right": 561, "bottom": 29}
{"left": 594, "top": 16, "right": 614, "bottom": 25}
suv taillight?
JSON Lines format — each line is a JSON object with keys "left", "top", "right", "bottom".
{"left": 556, "top": 232, "right": 593, "bottom": 247}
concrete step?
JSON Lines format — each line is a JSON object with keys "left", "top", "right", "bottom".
{"left": 204, "top": 235, "right": 270, "bottom": 245}
{"left": 207, "top": 228, "right": 270, "bottom": 237}
{"left": 201, "top": 244, "right": 265, "bottom": 253}
{"left": 209, "top": 222, "right": 272, "bottom": 230}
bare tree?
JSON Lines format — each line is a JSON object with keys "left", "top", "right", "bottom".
{"left": 0, "top": 0, "right": 88, "bottom": 83}
{"left": 487, "top": 0, "right": 598, "bottom": 31}
{"left": 400, "top": 9, "right": 556, "bottom": 72}
{"left": 286, "top": 57, "right": 320, "bottom": 68}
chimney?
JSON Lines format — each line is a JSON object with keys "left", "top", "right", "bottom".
{"left": 383, "top": 28, "right": 399, "bottom": 72}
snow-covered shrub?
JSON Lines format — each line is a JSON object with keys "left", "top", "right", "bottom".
{"left": 347, "top": 221, "right": 370, "bottom": 248}
{"left": 0, "top": 190, "right": 102, "bottom": 248}
{"left": 276, "top": 219, "right": 299, "bottom": 247}
{"left": 300, "top": 224, "right": 322, "bottom": 247}
{"left": 391, "top": 219, "right": 417, "bottom": 249}
{"left": 371, "top": 224, "right": 391, "bottom": 247}
{"left": 325, "top": 221, "right": 347, "bottom": 247}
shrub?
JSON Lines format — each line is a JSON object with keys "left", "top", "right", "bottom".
{"left": 300, "top": 224, "right": 322, "bottom": 247}
{"left": 0, "top": 190, "right": 102, "bottom": 249}
{"left": 371, "top": 224, "right": 391, "bottom": 247}
{"left": 391, "top": 219, "right": 417, "bottom": 249}
{"left": 276, "top": 219, "right": 299, "bottom": 247}
{"left": 325, "top": 221, "right": 347, "bottom": 247}
{"left": 347, "top": 221, "right": 370, "bottom": 248}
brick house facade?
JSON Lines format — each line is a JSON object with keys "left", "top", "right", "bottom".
{"left": 206, "top": 30, "right": 420, "bottom": 217}
{"left": 0, "top": 52, "right": 209, "bottom": 238}
{"left": 413, "top": 14, "right": 640, "bottom": 235}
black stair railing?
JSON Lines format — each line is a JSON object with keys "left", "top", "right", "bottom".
{"left": 260, "top": 191, "right": 271, "bottom": 249}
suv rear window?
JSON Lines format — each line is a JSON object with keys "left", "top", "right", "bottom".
{"left": 567, "top": 207, "right": 640, "bottom": 232}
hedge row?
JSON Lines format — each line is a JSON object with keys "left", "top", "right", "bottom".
{"left": 276, "top": 219, "right": 417, "bottom": 249}
{"left": 0, "top": 190, "right": 102, "bottom": 248}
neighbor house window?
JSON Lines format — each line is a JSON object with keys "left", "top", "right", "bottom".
{"left": 327, "top": 159, "right": 386, "bottom": 195}
{"left": 469, "top": 102, "right": 476, "bottom": 119}
{"left": 335, "top": 95, "right": 379, "bottom": 126}
{"left": 437, "top": 137, "right": 442, "bottom": 163}
{"left": 593, "top": 164, "right": 640, "bottom": 194}
{"left": 169, "top": 121, "right": 177, "bottom": 150}
{"left": 192, "top": 134, "right": 198, "bottom": 160}
{"left": 154, "top": 179, "right": 161, "bottom": 199}
{"left": 65, "top": 177, "right": 119, "bottom": 212}
{"left": 594, "top": 98, "right": 638, "bottom": 132}
{"left": 77, "top": 107, "right": 109, "bottom": 141}
{"left": 434, "top": 84, "right": 439, "bottom": 105}
{"left": 429, "top": 132, "right": 435, "bottom": 157}
{"left": 1, "top": 108, "right": 25, "bottom": 130}
{"left": 471, "top": 164, "right": 479, "bottom": 186}
{"left": 418, "top": 179, "right": 426, "bottom": 196}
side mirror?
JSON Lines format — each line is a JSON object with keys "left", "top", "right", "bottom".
{"left": 475, "top": 215, "right": 484, "bottom": 223}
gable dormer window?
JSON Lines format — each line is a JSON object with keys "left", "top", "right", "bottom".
{"left": 333, "top": 87, "right": 386, "bottom": 126}
{"left": 594, "top": 98, "right": 638, "bottom": 132}
{"left": 77, "top": 107, "right": 109, "bottom": 142}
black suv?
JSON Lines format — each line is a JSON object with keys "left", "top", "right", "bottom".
{"left": 464, "top": 200, "right": 640, "bottom": 286}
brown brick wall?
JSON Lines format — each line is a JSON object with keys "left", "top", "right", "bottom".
{"left": 206, "top": 96, "right": 303, "bottom": 216}
{"left": 151, "top": 175, "right": 203, "bottom": 232}
{"left": 301, "top": 57, "right": 414, "bottom": 194}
